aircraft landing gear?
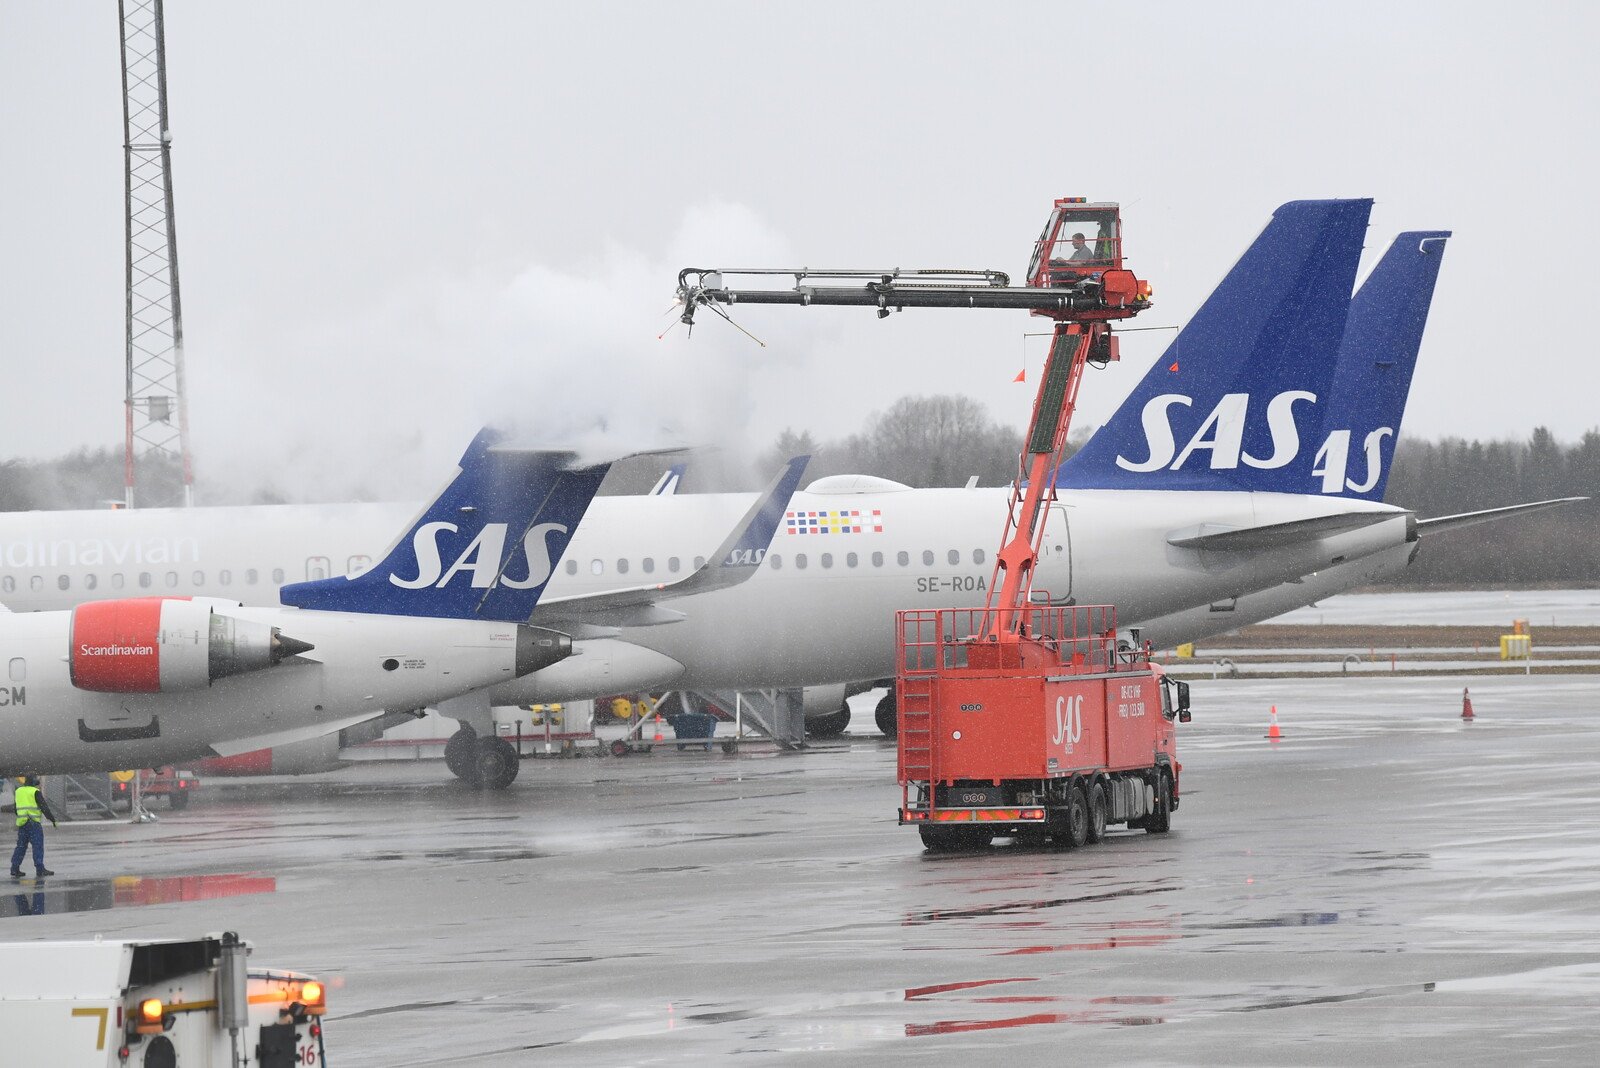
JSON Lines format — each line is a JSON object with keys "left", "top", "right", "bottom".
{"left": 806, "top": 703, "right": 851, "bottom": 739}
{"left": 444, "top": 725, "right": 477, "bottom": 780}
{"left": 875, "top": 690, "right": 897, "bottom": 738}
{"left": 468, "top": 736, "right": 520, "bottom": 790}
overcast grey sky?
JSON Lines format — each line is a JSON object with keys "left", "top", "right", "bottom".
{"left": 2, "top": 2, "right": 1595, "bottom": 498}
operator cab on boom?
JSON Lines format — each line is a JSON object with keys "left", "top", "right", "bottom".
{"left": 1027, "top": 198, "right": 1126, "bottom": 291}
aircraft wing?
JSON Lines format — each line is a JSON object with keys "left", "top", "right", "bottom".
{"left": 531, "top": 455, "right": 809, "bottom": 628}
{"left": 207, "top": 710, "right": 388, "bottom": 757}
{"left": 1416, "top": 497, "right": 1588, "bottom": 535}
{"left": 1167, "top": 510, "right": 1404, "bottom": 552}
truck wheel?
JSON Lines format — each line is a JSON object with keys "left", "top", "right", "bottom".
{"left": 1059, "top": 783, "right": 1090, "bottom": 848}
{"left": 1145, "top": 772, "right": 1172, "bottom": 834}
{"left": 1085, "top": 783, "right": 1107, "bottom": 843}
{"left": 167, "top": 789, "right": 190, "bottom": 812}
{"left": 444, "top": 726, "right": 478, "bottom": 779}
{"left": 807, "top": 705, "right": 851, "bottom": 739}
{"left": 470, "top": 737, "right": 520, "bottom": 790}
{"left": 875, "top": 692, "right": 897, "bottom": 738}
{"left": 609, "top": 739, "right": 631, "bottom": 757}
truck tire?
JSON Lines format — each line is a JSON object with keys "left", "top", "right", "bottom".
{"left": 1085, "top": 782, "right": 1107, "bottom": 843}
{"left": 875, "top": 692, "right": 897, "bottom": 738}
{"left": 444, "top": 726, "right": 478, "bottom": 779}
{"left": 167, "top": 789, "right": 190, "bottom": 812}
{"left": 1145, "top": 771, "right": 1172, "bottom": 834}
{"left": 1059, "top": 783, "right": 1090, "bottom": 848}
{"left": 469, "top": 737, "right": 520, "bottom": 790}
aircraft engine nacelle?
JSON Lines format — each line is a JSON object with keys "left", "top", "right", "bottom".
{"left": 68, "top": 597, "right": 313, "bottom": 694}
{"left": 802, "top": 683, "right": 848, "bottom": 716}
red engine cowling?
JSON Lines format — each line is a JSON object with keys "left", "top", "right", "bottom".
{"left": 68, "top": 598, "right": 311, "bottom": 694}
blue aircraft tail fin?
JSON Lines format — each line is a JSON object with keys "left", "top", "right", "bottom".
{"left": 280, "top": 429, "right": 607, "bottom": 621}
{"left": 1312, "top": 231, "right": 1450, "bottom": 500}
{"left": 1060, "top": 199, "right": 1372, "bottom": 492}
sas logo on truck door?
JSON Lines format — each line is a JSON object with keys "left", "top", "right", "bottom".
{"left": 1052, "top": 694, "right": 1084, "bottom": 752}
{"left": 1114, "top": 391, "right": 1392, "bottom": 494}
{"left": 389, "top": 522, "right": 567, "bottom": 591}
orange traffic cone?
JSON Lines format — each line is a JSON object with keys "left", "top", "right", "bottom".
{"left": 1265, "top": 705, "right": 1283, "bottom": 741}
{"left": 1461, "top": 687, "right": 1474, "bottom": 721}
{"left": 653, "top": 714, "right": 664, "bottom": 742}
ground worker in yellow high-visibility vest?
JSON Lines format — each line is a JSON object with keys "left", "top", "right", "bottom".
{"left": 10, "top": 775, "right": 57, "bottom": 878}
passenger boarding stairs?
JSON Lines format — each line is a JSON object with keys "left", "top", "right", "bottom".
{"left": 683, "top": 688, "right": 807, "bottom": 750}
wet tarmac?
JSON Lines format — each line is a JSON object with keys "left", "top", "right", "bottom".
{"left": 8, "top": 673, "right": 1600, "bottom": 1064}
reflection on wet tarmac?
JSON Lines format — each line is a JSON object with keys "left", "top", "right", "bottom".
{"left": 904, "top": 883, "right": 1178, "bottom": 925}
{"left": 0, "top": 872, "right": 275, "bottom": 918}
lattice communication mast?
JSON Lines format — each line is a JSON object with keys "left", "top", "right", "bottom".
{"left": 119, "top": 0, "right": 194, "bottom": 508}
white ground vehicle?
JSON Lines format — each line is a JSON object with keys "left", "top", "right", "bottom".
{"left": 0, "top": 932, "right": 326, "bottom": 1066}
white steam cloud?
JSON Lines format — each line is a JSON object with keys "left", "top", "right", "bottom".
{"left": 188, "top": 202, "right": 810, "bottom": 501}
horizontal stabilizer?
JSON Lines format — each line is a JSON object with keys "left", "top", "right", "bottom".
{"left": 207, "top": 711, "right": 386, "bottom": 758}
{"left": 534, "top": 455, "right": 809, "bottom": 625}
{"left": 1417, "top": 497, "right": 1588, "bottom": 535}
{"left": 1168, "top": 510, "right": 1403, "bottom": 552}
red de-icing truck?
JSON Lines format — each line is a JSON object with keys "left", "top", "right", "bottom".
{"left": 897, "top": 605, "right": 1190, "bottom": 851}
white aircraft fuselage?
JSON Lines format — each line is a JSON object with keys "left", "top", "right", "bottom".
{"left": 0, "top": 603, "right": 545, "bottom": 774}
{"left": 0, "top": 480, "right": 1412, "bottom": 703}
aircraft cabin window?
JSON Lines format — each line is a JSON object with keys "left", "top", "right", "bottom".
{"left": 57, "top": 575, "right": 69, "bottom": 591}
{"left": 139, "top": 572, "right": 152, "bottom": 589}
{"left": 85, "top": 574, "right": 98, "bottom": 591}
{"left": 272, "top": 568, "right": 285, "bottom": 584}
{"left": 973, "top": 548, "right": 986, "bottom": 564}
{"left": 948, "top": 549, "right": 960, "bottom": 565}
{"left": 642, "top": 558, "right": 654, "bottom": 574}
{"left": 245, "top": 569, "right": 258, "bottom": 585}
{"left": 7, "top": 658, "right": 23, "bottom": 682}
{"left": 820, "top": 553, "right": 833, "bottom": 569}
{"left": 922, "top": 550, "right": 935, "bottom": 566}
{"left": 668, "top": 557, "right": 681, "bottom": 573}
{"left": 769, "top": 554, "right": 782, "bottom": 570}
{"left": 219, "top": 569, "right": 232, "bottom": 585}
{"left": 872, "top": 552, "right": 884, "bottom": 567}
{"left": 111, "top": 573, "right": 125, "bottom": 590}
{"left": 846, "top": 552, "right": 858, "bottom": 568}
{"left": 0, "top": 577, "right": 11, "bottom": 593}
{"left": 193, "top": 570, "right": 205, "bottom": 585}
{"left": 694, "top": 556, "right": 706, "bottom": 569}
{"left": 565, "top": 559, "right": 578, "bottom": 576}
{"left": 166, "top": 572, "right": 179, "bottom": 587}
{"left": 795, "top": 554, "right": 808, "bottom": 570}
{"left": 617, "top": 558, "right": 630, "bottom": 575}
{"left": 896, "top": 551, "right": 909, "bottom": 567}
{"left": 591, "top": 559, "right": 604, "bottom": 576}
{"left": 29, "top": 576, "right": 42, "bottom": 592}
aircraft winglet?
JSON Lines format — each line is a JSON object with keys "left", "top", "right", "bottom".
{"left": 533, "top": 455, "right": 810, "bottom": 626}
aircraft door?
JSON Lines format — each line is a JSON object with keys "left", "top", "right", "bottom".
{"left": 1039, "top": 506, "right": 1072, "bottom": 603}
